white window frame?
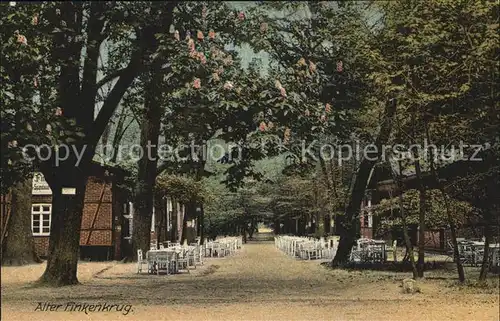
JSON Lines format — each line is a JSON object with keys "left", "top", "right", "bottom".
{"left": 31, "top": 204, "right": 51, "bottom": 236}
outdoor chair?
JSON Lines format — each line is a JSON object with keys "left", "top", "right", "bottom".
{"left": 137, "top": 249, "right": 149, "bottom": 274}
{"left": 176, "top": 249, "right": 190, "bottom": 273}
{"left": 212, "top": 243, "right": 222, "bottom": 257}
{"left": 155, "top": 252, "right": 170, "bottom": 275}
{"left": 187, "top": 248, "right": 197, "bottom": 269}
{"left": 490, "top": 247, "right": 500, "bottom": 269}
{"left": 167, "top": 250, "right": 178, "bottom": 274}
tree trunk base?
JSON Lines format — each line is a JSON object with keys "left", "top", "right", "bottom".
{"left": 2, "top": 256, "right": 43, "bottom": 266}
{"left": 38, "top": 266, "right": 80, "bottom": 287}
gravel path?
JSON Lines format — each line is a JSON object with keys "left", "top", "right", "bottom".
{"left": 2, "top": 238, "right": 499, "bottom": 320}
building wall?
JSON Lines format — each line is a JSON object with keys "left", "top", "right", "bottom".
{"left": 1, "top": 165, "right": 127, "bottom": 261}
{"left": 80, "top": 176, "right": 113, "bottom": 247}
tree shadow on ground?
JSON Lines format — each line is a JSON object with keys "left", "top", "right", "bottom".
{"left": 321, "top": 261, "right": 454, "bottom": 272}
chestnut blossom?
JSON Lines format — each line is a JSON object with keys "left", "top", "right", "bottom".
{"left": 304, "top": 109, "right": 310, "bottom": 116}
{"left": 27, "top": 123, "right": 33, "bottom": 131}
{"left": 56, "top": 8, "right": 60, "bottom": 15}
{"left": 280, "top": 87, "right": 287, "bottom": 98}
{"left": 223, "top": 56, "right": 233, "bottom": 66}
{"left": 202, "top": 6, "right": 207, "bottom": 19}
{"left": 325, "top": 103, "right": 332, "bottom": 113}
{"left": 32, "top": 15, "right": 38, "bottom": 26}
{"left": 309, "top": 61, "right": 316, "bottom": 73}
{"left": 212, "top": 72, "right": 220, "bottom": 82}
{"left": 189, "top": 50, "right": 197, "bottom": 58}
{"left": 188, "top": 38, "right": 195, "bottom": 51}
{"left": 174, "top": 30, "right": 180, "bottom": 41}
{"left": 46, "top": 124, "right": 52, "bottom": 132}
{"left": 197, "top": 30, "right": 204, "bottom": 41}
{"left": 238, "top": 12, "right": 245, "bottom": 21}
{"left": 17, "top": 34, "right": 27, "bottom": 45}
{"left": 267, "top": 121, "right": 274, "bottom": 129}
{"left": 197, "top": 52, "right": 207, "bottom": 64}
{"left": 337, "top": 60, "right": 343, "bottom": 72}
{"left": 208, "top": 30, "right": 215, "bottom": 40}
{"left": 320, "top": 114, "right": 326, "bottom": 122}
{"left": 259, "top": 121, "right": 267, "bottom": 132}
{"left": 55, "top": 107, "right": 63, "bottom": 116}
{"left": 260, "top": 22, "right": 268, "bottom": 33}
{"left": 224, "top": 81, "right": 234, "bottom": 90}
{"left": 185, "top": 30, "right": 191, "bottom": 40}
{"left": 193, "top": 78, "right": 201, "bottom": 89}
{"left": 8, "top": 140, "right": 18, "bottom": 148}
{"left": 283, "top": 128, "right": 291, "bottom": 144}
{"left": 34, "top": 77, "right": 38, "bottom": 88}
{"left": 275, "top": 80, "right": 282, "bottom": 90}
{"left": 297, "top": 58, "right": 306, "bottom": 66}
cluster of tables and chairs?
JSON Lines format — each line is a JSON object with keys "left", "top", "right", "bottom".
{"left": 349, "top": 238, "right": 389, "bottom": 263}
{"left": 275, "top": 235, "right": 393, "bottom": 263}
{"left": 204, "top": 236, "right": 242, "bottom": 258}
{"left": 451, "top": 238, "right": 500, "bottom": 268}
{"left": 137, "top": 236, "right": 242, "bottom": 275}
{"left": 275, "top": 236, "right": 337, "bottom": 260}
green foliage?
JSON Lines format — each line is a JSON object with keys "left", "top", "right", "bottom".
{"left": 156, "top": 173, "right": 207, "bottom": 204}
{"left": 372, "top": 189, "right": 475, "bottom": 231}
{"left": 372, "top": 0, "right": 499, "bottom": 158}
{"left": 204, "top": 178, "right": 271, "bottom": 236}
{"left": 0, "top": 2, "right": 83, "bottom": 192}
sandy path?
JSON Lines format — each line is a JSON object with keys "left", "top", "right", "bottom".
{"left": 1, "top": 239, "right": 499, "bottom": 320}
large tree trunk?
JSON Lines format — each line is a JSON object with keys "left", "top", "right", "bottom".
{"left": 2, "top": 178, "right": 42, "bottom": 266}
{"left": 274, "top": 219, "right": 281, "bottom": 234}
{"left": 180, "top": 202, "right": 193, "bottom": 244}
{"left": 413, "top": 159, "right": 426, "bottom": 278}
{"left": 479, "top": 174, "right": 499, "bottom": 281}
{"left": 39, "top": 173, "right": 87, "bottom": 286}
{"left": 199, "top": 204, "right": 205, "bottom": 245}
{"left": 395, "top": 161, "right": 418, "bottom": 278}
{"left": 479, "top": 215, "right": 491, "bottom": 282}
{"left": 424, "top": 125, "right": 465, "bottom": 282}
{"left": 248, "top": 218, "right": 256, "bottom": 239}
{"left": 36, "top": 3, "right": 176, "bottom": 286}
{"left": 242, "top": 223, "right": 247, "bottom": 244}
{"left": 332, "top": 99, "right": 397, "bottom": 266}
{"left": 440, "top": 188, "right": 465, "bottom": 282}
{"left": 132, "top": 68, "right": 163, "bottom": 259}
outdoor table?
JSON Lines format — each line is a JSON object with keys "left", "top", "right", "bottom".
{"left": 354, "top": 239, "right": 387, "bottom": 263}
{"left": 489, "top": 244, "right": 500, "bottom": 268}
{"left": 147, "top": 248, "right": 181, "bottom": 274}
{"left": 456, "top": 240, "right": 500, "bottom": 266}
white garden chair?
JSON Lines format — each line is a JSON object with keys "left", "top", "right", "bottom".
{"left": 137, "top": 249, "right": 149, "bottom": 274}
{"left": 156, "top": 251, "right": 170, "bottom": 275}
{"left": 176, "top": 249, "right": 190, "bottom": 273}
